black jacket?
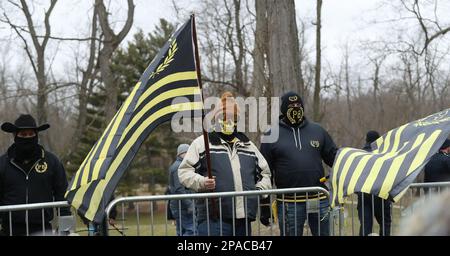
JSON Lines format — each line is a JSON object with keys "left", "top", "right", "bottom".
{"left": 0, "top": 145, "right": 70, "bottom": 226}
{"left": 261, "top": 119, "right": 338, "bottom": 192}
{"left": 424, "top": 152, "right": 450, "bottom": 182}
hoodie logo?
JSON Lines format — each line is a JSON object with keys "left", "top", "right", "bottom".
{"left": 289, "top": 96, "right": 298, "bottom": 102}
{"left": 35, "top": 161, "right": 48, "bottom": 174}
{"left": 310, "top": 140, "right": 320, "bottom": 148}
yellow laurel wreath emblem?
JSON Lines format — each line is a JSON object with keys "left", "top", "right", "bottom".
{"left": 150, "top": 39, "right": 178, "bottom": 79}
{"left": 310, "top": 140, "right": 320, "bottom": 148}
{"left": 35, "top": 161, "right": 48, "bottom": 174}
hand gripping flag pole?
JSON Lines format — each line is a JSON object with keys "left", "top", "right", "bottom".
{"left": 191, "top": 14, "right": 219, "bottom": 219}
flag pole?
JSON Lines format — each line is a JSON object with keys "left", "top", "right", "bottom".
{"left": 191, "top": 14, "right": 219, "bottom": 218}
{"left": 191, "top": 14, "right": 213, "bottom": 180}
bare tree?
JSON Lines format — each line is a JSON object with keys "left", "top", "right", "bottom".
{"left": 312, "top": 0, "right": 323, "bottom": 122}
{"left": 253, "top": 0, "right": 269, "bottom": 98}
{"left": 266, "top": 0, "right": 304, "bottom": 97}
{"left": 197, "top": 0, "right": 254, "bottom": 97}
{"left": 95, "top": 0, "right": 134, "bottom": 121}
{"left": 1, "top": 0, "right": 57, "bottom": 126}
{"left": 63, "top": 4, "right": 101, "bottom": 162}
{"left": 400, "top": 0, "right": 450, "bottom": 55}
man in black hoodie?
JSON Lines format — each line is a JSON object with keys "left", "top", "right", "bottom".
{"left": 260, "top": 92, "right": 338, "bottom": 236}
{"left": 0, "top": 114, "right": 70, "bottom": 236}
{"left": 357, "top": 130, "right": 392, "bottom": 236}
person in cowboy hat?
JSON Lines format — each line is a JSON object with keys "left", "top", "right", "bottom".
{"left": 0, "top": 114, "right": 71, "bottom": 236}
{"left": 178, "top": 92, "right": 272, "bottom": 236}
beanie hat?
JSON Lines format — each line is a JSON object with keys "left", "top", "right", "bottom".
{"left": 366, "top": 131, "right": 381, "bottom": 144}
{"left": 441, "top": 139, "right": 450, "bottom": 150}
{"left": 281, "top": 91, "right": 304, "bottom": 116}
{"left": 177, "top": 144, "right": 190, "bottom": 156}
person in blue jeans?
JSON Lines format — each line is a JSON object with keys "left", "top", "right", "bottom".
{"left": 168, "top": 144, "right": 195, "bottom": 236}
{"left": 277, "top": 198, "right": 330, "bottom": 236}
{"left": 260, "top": 92, "right": 338, "bottom": 236}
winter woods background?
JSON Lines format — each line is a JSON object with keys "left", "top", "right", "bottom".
{"left": 0, "top": 0, "right": 449, "bottom": 195}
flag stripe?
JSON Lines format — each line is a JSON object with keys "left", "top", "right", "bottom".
{"left": 95, "top": 92, "right": 201, "bottom": 180}
{"left": 67, "top": 18, "right": 209, "bottom": 223}
{"left": 136, "top": 71, "right": 197, "bottom": 107}
{"left": 88, "top": 82, "right": 143, "bottom": 183}
{"left": 370, "top": 124, "right": 408, "bottom": 196}
{"left": 338, "top": 151, "right": 367, "bottom": 201}
{"left": 406, "top": 130, "right": 442, "bottom": 176}
{"left": 70, "top": 109, "right": 121, "bottom": 191}
{"left": 360, "top": 128, "right": 405, "bottom": 194}
{"left": 331, "top": 148, "right": 355, "bottom": 204}
{"left": 346, "top": 154, "right": 372, "bottom": 196}
{"left": 119, "top": 87, "right": 201, "bottom": 146}
{"left": 113, "top": 94, "right": 201, "bottom": 163}
{"left": 83, "top": 102, "right": 204, "bottom": 220}
{"left": 378, "top": 133, "right": 425, "bottom": 198}
{"left": 331, "top": 108, "right": 450, "bottom": 207}
{"left": 131, "top": 79, "right": 198, "bottom": 118}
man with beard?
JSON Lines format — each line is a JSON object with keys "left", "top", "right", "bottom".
{"left": 260, "top": 92, "right": 338, "bottom": 236}
{"left": 0, "top": 114, "right": 70, "bottom": 236}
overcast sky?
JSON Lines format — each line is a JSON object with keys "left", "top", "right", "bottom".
{"left": 1, "top": 0, "right": 449, "bottom": 78}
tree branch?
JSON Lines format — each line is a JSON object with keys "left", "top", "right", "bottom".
{"left": 42, "top": 0, "right": 57, "bottom": 49}
{"left": 116, "top": 0, "right": 135, "bottom": 43}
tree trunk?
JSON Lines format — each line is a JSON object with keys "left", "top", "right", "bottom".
{"left": 313, "top": 0, "right": 322, "bottom": 122}
{"left": 253, "top": 0, "right": 269, "bottom": 98}
{"left": 100, "top": 46, "right": 118, "bottom": 121}
{"left": 95, "top": 0, "right": 134, "bottom": 122}
{"left": 266, "top": 0, "right": 304, "bottom": 98}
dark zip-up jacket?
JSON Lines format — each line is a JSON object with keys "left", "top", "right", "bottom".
{"left": 0, "top": 145, "right": 70, "bottom": 226}
{"left": 424, "top": 152, "right": 450, "bottom": 182}
{"left": 260, "top": 119, "right": 338, "bottom": 193}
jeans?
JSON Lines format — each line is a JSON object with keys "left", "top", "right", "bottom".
{"left": 197, "top": 219, "right": 252, "bottom": 236}
{"left": 174, "top": 210, "right": 195, "bottom": 236}
{"left": 357, "top": 193, "right": 392, "bottom": 236}
{"left": 277, "top": 199, "right": 330, "bottom": 236}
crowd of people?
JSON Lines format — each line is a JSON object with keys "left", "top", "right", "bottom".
{"left": 1, "top": 91, "right": 449, "bottom": 236}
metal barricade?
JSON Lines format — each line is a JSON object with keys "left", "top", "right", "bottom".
{"left": 105, "top": 187, "right": 332, "bottom": 237}
{"left": 337, "top": 181, "right": 450, "bottom": 236}
{"left": 3, "top": 182, "right": 447, "bottom": 236}
{"left": 0, "top": 201, "right": 72, "bottom": 236}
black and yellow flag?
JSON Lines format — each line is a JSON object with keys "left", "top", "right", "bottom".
{"left": 331, "top": 109, "right": 450, "bottom": 207}
{"left": 66, "top": 17, "right": 203, "bottom": 223}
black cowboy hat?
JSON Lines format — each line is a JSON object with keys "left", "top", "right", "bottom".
{"left": 1, "top": 114, "right": 50, "bottom": 133}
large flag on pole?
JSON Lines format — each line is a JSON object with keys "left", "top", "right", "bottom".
{"left": 66, "top": 17, "right": 203, "bottom": 223}
{"left": 331, "top": 109, "right": 450, "bottom": 207}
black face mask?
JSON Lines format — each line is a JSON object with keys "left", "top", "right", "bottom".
{"left": 284, "top": 106, "right": 304, "bottom": 126}
{"left": 14, "top": 136, "right": 39, "bottom": 161}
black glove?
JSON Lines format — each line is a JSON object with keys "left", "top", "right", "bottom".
{"left": 259, "top": 196, "right": 273, "bottom": 227}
